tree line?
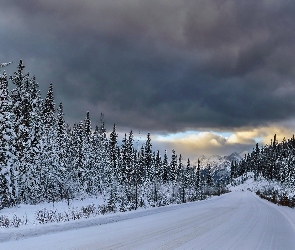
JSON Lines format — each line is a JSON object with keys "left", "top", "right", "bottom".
{"left": 0, "top": 61, "right": 226, "bottom": 211}
{"left": 231, "top": 134, "right": 295, "bottom": 207}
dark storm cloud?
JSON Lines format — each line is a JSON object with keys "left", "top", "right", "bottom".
{"left": 1, "top": 0, "right": 295, "bottom": 132}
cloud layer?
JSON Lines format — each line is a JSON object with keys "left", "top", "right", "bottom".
{"left": 153, "top": 124, "right": 295, "bottom": 159}
{"left": 1, "top": 1, "right": 295, "bottom": 148}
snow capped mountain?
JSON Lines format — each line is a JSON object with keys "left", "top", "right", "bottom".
{"left": 192, "top": 152, "right": 243, "bottom": 170}
{"left": 191, "top": 152, "right": 243, "bottom": 180}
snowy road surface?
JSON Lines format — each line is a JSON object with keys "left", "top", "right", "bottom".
{"left": 1, "top": 191, "right": 295, "bottom": 250}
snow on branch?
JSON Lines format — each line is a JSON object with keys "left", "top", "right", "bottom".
{"left": 0, "top": 62, "right": 12, "bottom": 68}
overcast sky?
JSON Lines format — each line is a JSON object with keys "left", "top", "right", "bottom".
{"left": 1, "top": 0, "right": 295, "bottom": 159}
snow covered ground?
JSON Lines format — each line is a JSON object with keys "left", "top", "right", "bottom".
{"left": 0, "top": 196, "right": 105, "bottom": 228}
{"left": 229, "top": 172, "right": 295, "bottom": 198}
{"left": 1, "top": 191, "right": 295, "bottom": 250}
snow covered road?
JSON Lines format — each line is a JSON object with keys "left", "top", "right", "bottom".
{"left": 1, "top": 191, "right": 295, "bottom": 250}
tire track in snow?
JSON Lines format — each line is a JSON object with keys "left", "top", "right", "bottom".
{"left": 1, "top": 191, "right": 295, "bottom": 250}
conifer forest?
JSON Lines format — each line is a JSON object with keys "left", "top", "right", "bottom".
{"left": 0, "top": 61, "right": 225, "bottom": 211}
{"left": 232, "top": 134, "right": 295, "bottom": 207}
{"left": 2, "top": 60, "right": 295, "bottom": 214}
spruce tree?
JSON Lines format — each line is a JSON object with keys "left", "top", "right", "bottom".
{"left": 56, "top": 103, "right": 72, "bottom": 199}
{"left": 109, "top": 124, "right": 119, "bottom": 180}
{"left": 144, "top": 133, "right": 153, "bottom": 181}
{"left": 41, "top": 83, "right": 62, "bottom": 203}
{"left": 81, "top": 111, "right": 93, "bottom": 194}
{"left": 162, "top": 150, "right": 169, "bottom": 183}
{"left": 0, "top": 70, "right": 16, "bottom": 208}
{"left": 195, "top": 159, "right": 201, "bottom": 199}
{"left": 10, "top": 60, "right": 44, "bottom": 203}
{"left": 170, "top": 149, "right": 177, "bottom": 182}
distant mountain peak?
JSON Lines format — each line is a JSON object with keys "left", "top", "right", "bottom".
{"left": 190, "top": 152, "right": 243, "bottom": 180}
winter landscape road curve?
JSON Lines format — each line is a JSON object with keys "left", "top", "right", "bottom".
{"left": 1, "top": 191, "right": 295, "bottom": 250}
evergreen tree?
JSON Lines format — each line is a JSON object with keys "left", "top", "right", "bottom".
{"left": 56, "top": 103, "right": 68, "bottom": 170}
{"left": 121, "top": 133, "right": 129, "bottom": 185}
{"left": 42, "top": 83, "right": 55, "bottom": 128}
{"left": 230, "top": 161, "right": 236, "bottom": 181}
{"left": 10, "top": 60, "right": 44, "bottom": 203}
{"left": 154, "top": 150, "right": 162, "bottom": 182}
{"left": 162, "top": 150, "right": 169, "bottom": 183}
{"left": 144, "top": 133, "right": 153, "bottom": 181}
{"left": 133, "top": 151, "right": 140, "bottom": 209}
{"left": 41, "top": 83, "right": 62, "bottom": 203}
{"left": 138, "top": 146, "right": 145, "bottom": 185}
{"left": 0, "top": 70, "right": 16, "bottom": 208}
{"left": 92, "top": 121, "right": 111, "bottom": 196}
{"left": 206, "top": 165, "right": 212, "bottom": 186}
{"left": 153, "top": 150, "right": 162, "bottom": 205}
{"left": 81, "top": 111, "right": 93, "bottom": 194}
{"left": 170, "top": 149, "right": 177, "bottom": 202}
{"left": 109, "top": 124, "right": 119, "bottom": 180}
{"left": 170, "top": 149, "right": 177, "bottom": 182}
{"left": 195, "top": 159, "right": 201, "bottom": 199}
{"left": 177, "top": 154, "right": 183, "bottom": 182}
{"left": 127, "top": 131, "right": 135, "bottom": 174}
{"left": 72, "top": 121, "right": 86, "bottom": 194}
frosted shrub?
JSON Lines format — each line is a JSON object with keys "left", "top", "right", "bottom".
{"left": 36, "top": 209, "right": 49, "bottom": 224}
{"left": 34, "top": 203, "right": 118, "bottom": 225}
{"left": 36, "top": 208, "right": 59, "bottom": 224}
{"left": 0, "top": 215, "right": 10, "bottom": 228}
{"left": 81, "top": 204, "right": 96, "bottom": 218}
{"left": 98, "top": 204, "right": 108, "bottom": 215}
{"left": 11, "top": 215, "right": 22, "bottom": 227}
{"left": 71, "top": 209, "right": 82, "bottom": 220}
